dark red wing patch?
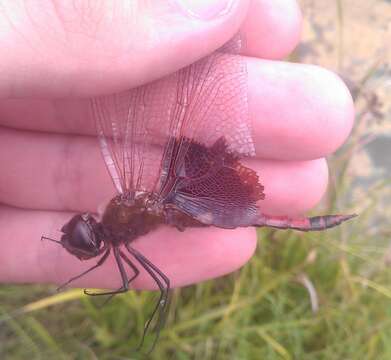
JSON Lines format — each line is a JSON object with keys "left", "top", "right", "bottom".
{"left": 163, "top": 137, "right": 264, "bottom": 228}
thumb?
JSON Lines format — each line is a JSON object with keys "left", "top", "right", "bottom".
{"left": 0, "top": 0, "right": 249, "bottom": 98}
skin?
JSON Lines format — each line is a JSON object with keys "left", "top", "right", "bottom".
{"left": 0, "top": 0, "right": 354, "bottom": 290}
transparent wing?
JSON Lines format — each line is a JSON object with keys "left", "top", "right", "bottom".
{"left": 91, "top": 88, "right": 150, "bottom": 195}
{"left": 91, "top": 35, "right": 254, "bottom": 197}
{"left": 175, "top": 42, "right": 253, "bottom": 154}
{"left": 156, "top": 36, "right": 254, "bottom": 195}
{"left": 158, "top": 37, "right": 254, "bottom": 182}
{"left": 92, "top": 82, "right": 173, "bottom": 195}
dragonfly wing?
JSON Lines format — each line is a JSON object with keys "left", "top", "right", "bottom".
{"left": 93, "top": 99, "right": 125, "bottom": 194}
{"left": 154, "top": 36, "right": 265, "bottom": 227}
{"left": 159, "top": 35, "right": 255, "bottom": 173}
{"left": 91, "top": 86, "right": 164, "bottom": 196}
{"left": 163, "top": 137, "right": 264, "bottom": 228}
{"left": 91, "top": 35, "right": 258, "bottom": 207}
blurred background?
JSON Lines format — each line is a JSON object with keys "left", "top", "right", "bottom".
{"left": 1, "top": 1, "right": 390, "bottom": 359}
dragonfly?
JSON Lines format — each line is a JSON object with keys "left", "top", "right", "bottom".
{"left": 43, "top": 36, "right": 356, "bottom": 351}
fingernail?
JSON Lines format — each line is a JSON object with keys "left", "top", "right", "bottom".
{"left": 176, "top": 0, "right": 235, "bottom": 20}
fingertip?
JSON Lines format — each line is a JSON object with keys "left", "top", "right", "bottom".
{"left": 241, "top": 0, "right": 302, "bottom": 59}
{"left": 248, "top": 60, "right": 355, "bottom": 159}
{"left": 313, "top": 66, "right": 355, "bottom": 152}
{"left": 295, "top": 65, "right": 355, "bottom": 157}
{"left": 211, "top": 227, "right": 258, "bottom": 275}
{"left": 253, "top": 158, "right": 329, "bottom": 216}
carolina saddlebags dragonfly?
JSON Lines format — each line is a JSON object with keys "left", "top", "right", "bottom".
{"left": 43, "top": 36, "right": 356, "bottom": 351}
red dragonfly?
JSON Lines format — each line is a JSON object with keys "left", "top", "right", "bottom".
{"left": 43, "top": 37, "right": 355, "bottom": 350}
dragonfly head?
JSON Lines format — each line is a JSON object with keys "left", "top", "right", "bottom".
{"left": 60, "top": 213, "right": 104, "bottom": 260}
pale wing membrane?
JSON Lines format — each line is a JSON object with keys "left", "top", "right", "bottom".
{"left": 91, "top": 36, "right": 252, "bottom": 197}
{"left": 92, "top": 97, "right": 125, "bottom": 194}
{"left": 174, "top": 38, "right": 253, "bottom": 155}
{"left": 155, "top": 37, "right": 254, "bottom": 198}
{"left": 156, "top": 39, "right": 253, "bottom": 196}
{"left": 150, "top": 37, "right": 265, "bottom": 227}
{"left": 91, "top": 87, "right": 166, "bottom": 194}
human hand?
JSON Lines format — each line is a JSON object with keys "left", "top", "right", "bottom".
{"left": 0, "top": 0, "right": 353, "bottom": 290}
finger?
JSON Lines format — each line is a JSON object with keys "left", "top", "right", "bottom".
{"left": 0, "top": 59, "right": 354, "bottom": 160}
{"left": 0, "top": 0, "right": 250, "bottom": 98}
{"left": 248, "top": 59, "right": 354, "bottom": 159}
{"left": 240, "top": 0, "right": 302, "bottom": 59}
{"left": 251, "top": 157, "right": 329, "bottom": 216}
{"left": 0, "top": 205, "right": 257, "bottom": 289}
{"left": 0, "top": 0, "right": 301, "bottom": 98}
{"left": 0, "top": 127, "right": 329, "bottom": 216}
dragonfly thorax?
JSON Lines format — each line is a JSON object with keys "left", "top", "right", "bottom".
{"left": 100, "top": 193, "right": 162, "bottom": 245}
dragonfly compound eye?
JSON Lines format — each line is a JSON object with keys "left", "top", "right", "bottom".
{"left": 60, "top": 214, "right": 103, "bottom": 260}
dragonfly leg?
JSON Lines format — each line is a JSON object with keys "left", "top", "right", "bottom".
{"left": 126, "top": 245, "right": 170, "bottom": 355}
{"left": 84, "top": 247, "right": 130, "bottom": 296}
{"left": 57, "top": 249, "right": 111, "bottom": 292}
